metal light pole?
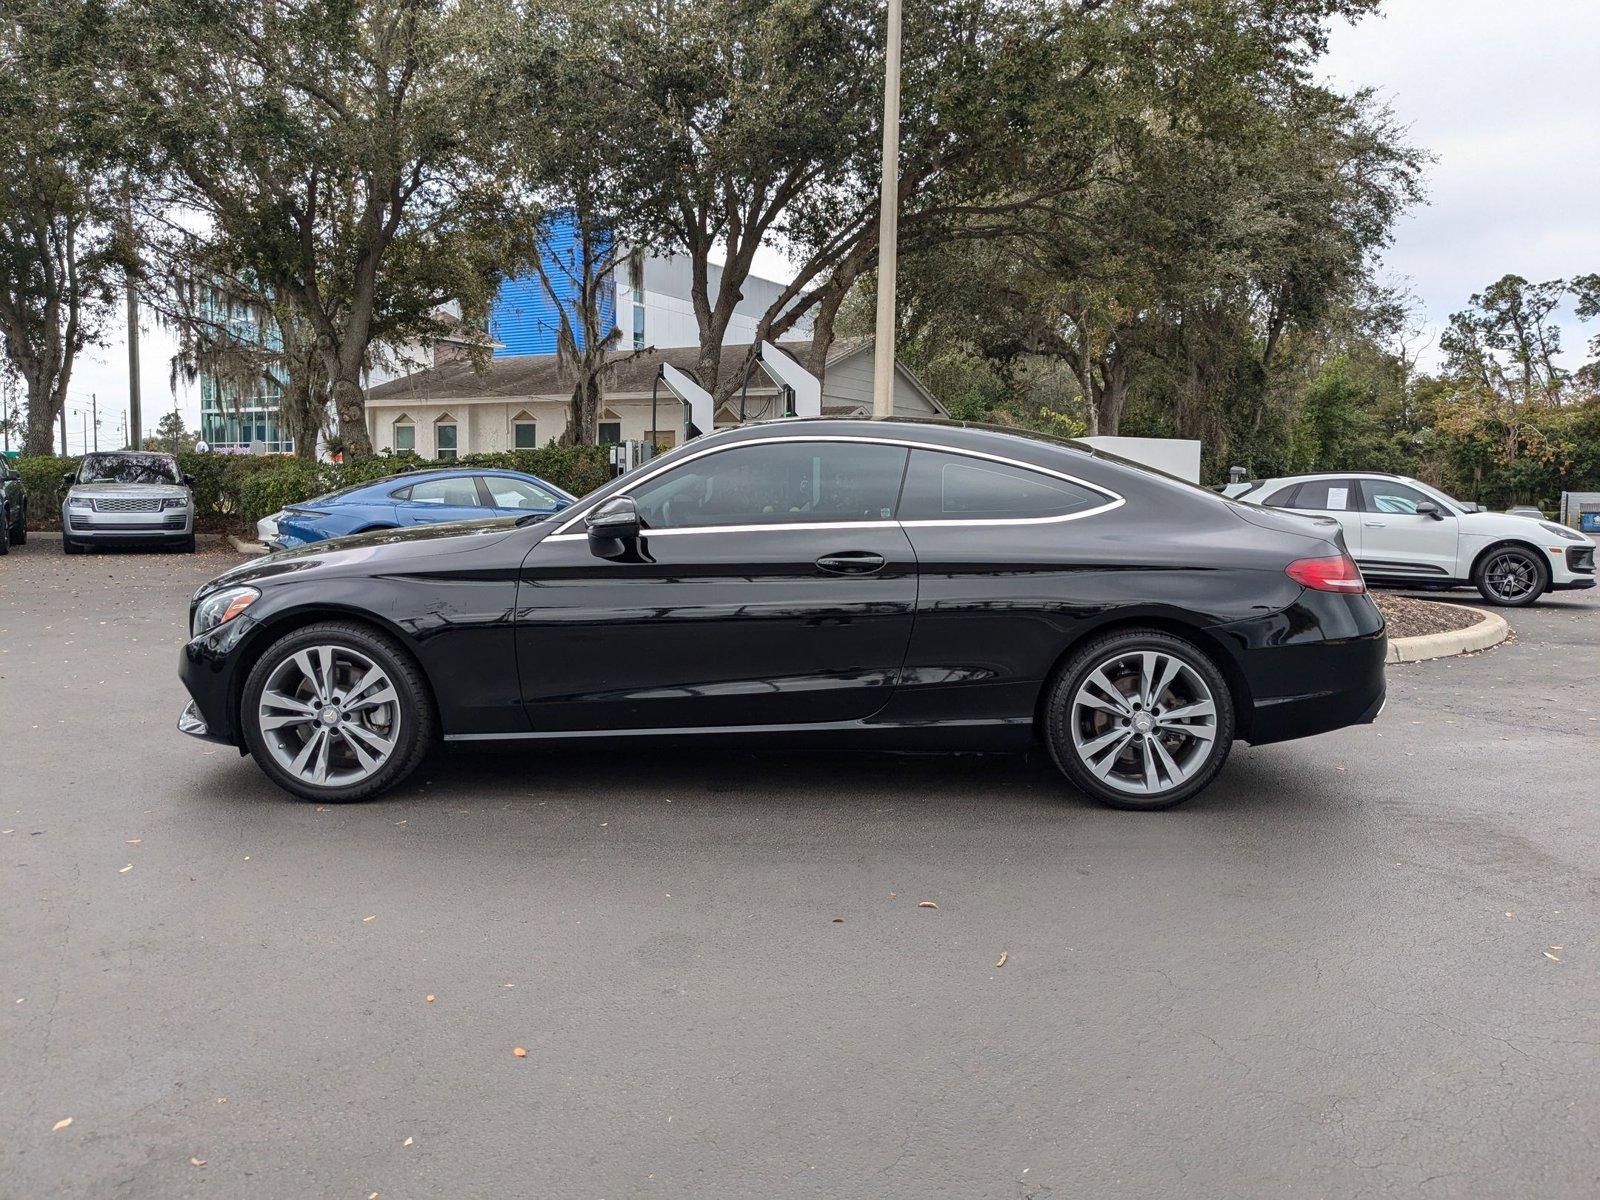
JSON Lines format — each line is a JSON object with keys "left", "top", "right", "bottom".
{"left": 90, "top": 392, "right": 99, "bottom": 452}
{"left": 870, "top": 0, "right": 903, "bottom": 419}
{"left": 59, "top": 405, "right": 68, "bottom": 455}
{"left": 127, "top": 280, "right": 142, "bottom": 448}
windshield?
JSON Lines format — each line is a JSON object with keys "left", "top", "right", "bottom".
{"left": 77, "top": 453, "right": 182, "bottom": 485}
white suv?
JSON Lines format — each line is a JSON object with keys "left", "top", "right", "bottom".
{"left": 1225, "top": 472, "right": 1596, "bottom": 607}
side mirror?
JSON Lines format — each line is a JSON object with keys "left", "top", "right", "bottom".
{"left": 62, "top": 471, "right": 75, "bottom": 488}
{"left": 183, "top": 473, "right": 196, "bottom": 487}
{"left": 586, "top": 496, "right": 644, "bottom": 560}
{"left": 1415, "top": 500, "right": 1444, "bottom": 520}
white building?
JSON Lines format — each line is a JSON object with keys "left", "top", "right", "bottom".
{"left": 364, "top": 337, "right": 945, "bottom": 458}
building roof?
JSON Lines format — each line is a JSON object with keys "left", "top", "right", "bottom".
{"left": 366, "top": 336, "right": 940, "bottom": 413}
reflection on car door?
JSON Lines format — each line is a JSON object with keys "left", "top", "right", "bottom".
{"left": 515, "top": 440, "right": 917, "bottom": 731}
{"left": 394, "top": 476, "right": 488, "bottom": 526}
{"left": 1356, "top": 479, "right": 1459, "bottom": 578}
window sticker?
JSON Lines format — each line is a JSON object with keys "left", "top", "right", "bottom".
{"left": 1325, "top": 486, "right": 1349, "bottom": 511}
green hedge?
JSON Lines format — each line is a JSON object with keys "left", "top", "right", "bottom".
{"left": 15, "top": 446, "right": 613, "bottom": 531}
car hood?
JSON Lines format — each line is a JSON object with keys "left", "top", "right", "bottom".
{"left": 1461, "top": 510, "right": 1595, "bottom": 545}
{"left": 197, "top": 516, "right": 526, "bottom": 598}
{"left": 69, "top": 481, "right": 188, "bottom": 500}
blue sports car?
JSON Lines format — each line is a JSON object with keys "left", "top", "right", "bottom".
{"left": 256, "top": 467, "right": 576, "bottom": 550}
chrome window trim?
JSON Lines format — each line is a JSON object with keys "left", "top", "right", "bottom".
{"left": 542, "top": 434, "right": 1125, "bottom": 543}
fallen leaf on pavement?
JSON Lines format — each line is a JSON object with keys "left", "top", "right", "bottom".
{"left": 513, "top": 1047, "right": 527, "bottom": 1058}
{"left": 189, "top": 1157, "right": 206, "bottom": 1167}
{"left": 1544, "top": 952, "right": 1561, "bottom": 962}
{"left": 996, "top": 950, "right": 1008, "bottom": 968}
{"left": 118, "top": 864, "right": 133, "bottom": 874}
{"left": 126, "top": 838, "right": 141, "bottom": 844}
{"left": 918, "top": 900, "right": 938, "bottom": 909}
{"left": 52, "top": 1117, "right": 72, "bottom": 1132}
{"left": 832, "top": 917, "right": 844, "bottom": 924}
{"left": 425, "top": 995, "right": 435, "bottom": 1003}
{"left": 362, "top": 915, "right": 376, "bottom": 923}
{"left": 402, "top": 1137, "right": 413, "bottom": 1148}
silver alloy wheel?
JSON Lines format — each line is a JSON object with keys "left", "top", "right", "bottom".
{"left": 1069, "top": 649, "right": 1218, "bottom": 796}
{"left": 1482, "top": 551, "right": 1537, "bottom": 602}
{"left": 256, "top": 644, "right": 401, "bottom": 788}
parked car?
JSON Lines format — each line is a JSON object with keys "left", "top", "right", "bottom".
{"left": 62, "top": 451, "right": 195, "bottom": 554}
{"left": 1229, "top": 472, "right": 1596, "bottom": 606}
{"left": 256, "top": 468, "right": 575, "bottom": 549}
{"left": 180, "top": 419, "right": 1387, "bottom": 811}
{"left": 1506, "top": 506, "right": 1545, "bottom": 519}
{"left": 0, "top": 456, "right": 26, "bottom": 554}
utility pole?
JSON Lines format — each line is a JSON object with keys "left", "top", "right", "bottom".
{"left": 126, "top": 277, "right": 142, "bottom": 447}
{"left": 91, "top": 392, "right": 99, "bottom": 452}
{"left": 870, "top": 0, "right": 903, "bottom": 419}
{"left": 59, "top": 405, "right": 68, "bottom": 456}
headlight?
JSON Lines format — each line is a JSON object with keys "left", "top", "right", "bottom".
{"left": 163, "top": 496, "right": 190, "bottom": 510}
{"left": 1540, "top": 521, "right": 1584, "bottom": 542}
{"left": 191, "top": 585, "right": 260, "bottom": 638}
{"left": 67, "top": 495, "right": 93, "bottom": 509}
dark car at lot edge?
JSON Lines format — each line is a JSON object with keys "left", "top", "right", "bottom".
{"left": 177, "top": 418, "right": 1387, "bottom": 810}
{"left": 0, "top": 455, "right": 26, "bottom": 554}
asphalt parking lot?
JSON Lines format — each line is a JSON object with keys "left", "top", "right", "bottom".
{"left": 2, "top": 537, "right": 1597, "bottom": 1199}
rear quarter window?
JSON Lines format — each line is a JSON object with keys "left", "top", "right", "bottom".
{"left": 899, "top": 450, "right": 1111, "bottom": 522}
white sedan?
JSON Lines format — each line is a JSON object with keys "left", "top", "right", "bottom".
{"left": 1225, "top": 472, "right": 1596, "bottom": 607}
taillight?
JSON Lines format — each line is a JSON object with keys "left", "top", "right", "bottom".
{"left": 1286, "top": 553, "right": 1366, "bottom": 594}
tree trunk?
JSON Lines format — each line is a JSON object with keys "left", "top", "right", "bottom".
{"left": 331, "top": 375, "right": 371, "bottom": 455}
{"left": 24, "top": 400, "right": 58, "bottom": 457}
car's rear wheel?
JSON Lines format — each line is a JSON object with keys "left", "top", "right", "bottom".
{"left": 240, "top": 621, "right": 435, "bottom": 802}
{"left": 1044, "top": 629, "right": 1235, "bottom": 811}
{"left": 1473, "top": 546, "right": 1547, "bottom": 607}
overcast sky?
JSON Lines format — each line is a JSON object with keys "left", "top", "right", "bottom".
{"left": 50, "top": 0, "right": 1600, "bottom": 454}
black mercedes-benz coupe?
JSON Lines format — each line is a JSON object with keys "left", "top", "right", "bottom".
{"left": 178, "top": 419, "right": 1386, "bottom": 810}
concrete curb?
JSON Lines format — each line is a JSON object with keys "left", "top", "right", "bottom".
{"left": 228, "top": 534, "right": 269, "bottom": 557}
{"left": 1387, "top": 605, "right": 1508, "bottom": 664}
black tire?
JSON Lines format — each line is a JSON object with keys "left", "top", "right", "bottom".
{"left": 240, "top": 620, "right": 435, "bottom": 802}
{"left": 173, "top": 533, "right": 196, "bottom": 554}
{"left": 1472, "top": 544, "right": 1548, "bottom": 608}
{"left": 61, "top": 532, "right": 83, "bottom": 555}
{"left": 10, "top": 513, "right": 25, "bottom": 545}
{"left": 0, "top": 521, "right": 8, "bottom": 554}
{"left": 1043, "top": 628, "right": 1235, "bottom": 811}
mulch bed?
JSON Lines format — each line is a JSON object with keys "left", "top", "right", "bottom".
{"left": 1373, "top": 592, "right": 1485, "bottom": 639}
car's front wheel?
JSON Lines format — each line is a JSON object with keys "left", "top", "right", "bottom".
{"left": 1473, "top": 546, "right": 1547, "bottom": 607}
{"left": 240, "top": 621, "right": 435, "bottom": 802}
{"left": 1044, "top": 629, "right": 1235, "bottom": 811}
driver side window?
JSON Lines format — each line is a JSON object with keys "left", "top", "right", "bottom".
{"left": 1359, "top": 480, "right": 1437, "bottom": 516}
{"left": 628, "top": 442, "right": 909, "bottom": 530}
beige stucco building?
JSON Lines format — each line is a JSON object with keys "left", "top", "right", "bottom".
{"left": 364, "top": 337, "right": 946, "bottom": 458}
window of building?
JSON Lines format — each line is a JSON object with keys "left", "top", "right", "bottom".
{"left": 393, "top": 419, "right": 416, "bottom": 453}
{"left": 435, "top": 419, "right": 458, "bottom": 460}
{"left": 512, "top": 414, "right": 538, "bottom": 450}
{"left": 629, "top": 441, "right": 909, "bottom": 529}
{"left": 632, "top": 304, "right": 646, "bottom": 350}
{"left": 597, "top": 421, "right": 622, "bottom": 446}
{"left": 898, "top": 451, "right": 1108, "bottom": 522}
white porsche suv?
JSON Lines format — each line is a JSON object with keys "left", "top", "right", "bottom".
{"left": 1225, "top": 472, "right": 1596, "bottom": 607}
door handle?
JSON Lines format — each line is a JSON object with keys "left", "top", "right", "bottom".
{"left": 816, "top": 551, "right": 886, "bottom": 574}
{"left": 1364, "top": 521, "right": 1387, "bottom": 528}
